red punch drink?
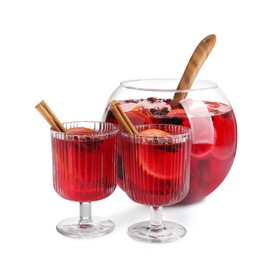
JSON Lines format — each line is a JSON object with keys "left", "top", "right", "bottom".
{"left": 51, "top": 122, "right": 118, "bottom": 202}
{"left": 105, "top": 98, "right": 237, "bottom": 204}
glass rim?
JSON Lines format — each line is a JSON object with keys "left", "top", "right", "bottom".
{"left": 119, "top": 78, "right": 218, "bottom": 92}
{"left": 50, "top": 121, "right": 119, "bottom": 136}
{"left": 121, "top": 124, "right": 192, "bottom": 139}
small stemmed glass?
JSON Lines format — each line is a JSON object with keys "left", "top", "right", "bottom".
{"left": 120, "top": 124, "right": 192, "bottom": 243}
{"left": 51, "top": 121, "right": 119, "bottom": 238}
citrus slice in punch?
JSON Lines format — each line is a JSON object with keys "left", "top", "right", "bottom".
{"left": 126, "top": 111, "right": 153, "bottom": 125}
{"left": 138, "top": 128, "right": 179, "bottom": 180}
{"left": 66, "top": 127, "right": 96, "bottom": 134}
{"left": 139, "top": 128, "right": 169, "bottom": 136}
{"left": 167, "top": 108, "right": 186, "bottom": 118}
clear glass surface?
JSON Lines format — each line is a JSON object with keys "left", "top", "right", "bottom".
{"left": 56, "top": 203, "right": 115, "bottom": 238}
{"left": 121, "top": 124, "right": 192, "bottom": 243}
{"left": 51, "top": 121, "right": 119, "bottom": 238}
{"left": 127, "top": 206, "right": 186, "bottom": 243}
{"left": 103, "top": 79, "right": 237, "bottom": 204}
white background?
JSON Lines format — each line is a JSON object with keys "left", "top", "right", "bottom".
{"left": 1, "top": 0, "right": 272, "bottom": 259}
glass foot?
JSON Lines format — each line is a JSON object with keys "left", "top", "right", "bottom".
{"left": 127, "top": 220, "right": 186, "bottom": 243}
{"left": 56, "top": 216, "right": 115, "bottom": 238}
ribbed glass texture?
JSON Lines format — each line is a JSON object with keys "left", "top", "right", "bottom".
{"left": 51, "top": 121, "right": 119, "bottom": 202}
{"left": 121, "top": 124, "right": 192, "bottom": 207}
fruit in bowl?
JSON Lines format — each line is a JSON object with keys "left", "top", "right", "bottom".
{"left": 103, "top": 79, "right": 237, "bottom": 204}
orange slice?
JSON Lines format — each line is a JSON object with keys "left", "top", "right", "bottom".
{"left": 167, "top": 108, "right": 186, "bottom": 117}
{"left": 139, "top": 128, "right": 169, "bottom": 136}
{"left": 66, "top": 127, "right": 96, "bottom": 134}
{"left": 138, "top": 128, "right": 178, "bottom": 180}
{"left": 126, "top": 111, "right": 153, "bottom": 125}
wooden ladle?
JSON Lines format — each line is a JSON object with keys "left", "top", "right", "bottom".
{"left": 171, "top": 34, "right": 216, "bottom": 108}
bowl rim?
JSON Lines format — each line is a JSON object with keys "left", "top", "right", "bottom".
{"left": 119, "top": 78, "right": 219, "bottom": 93}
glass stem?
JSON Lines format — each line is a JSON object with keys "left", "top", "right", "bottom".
{"left": 149, "top": 206, "right": 164, "bottom": 230}
{"left": 78, "top": 202, "right": 92, "bottom": 228}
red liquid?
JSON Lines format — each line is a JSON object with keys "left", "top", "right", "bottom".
{"left": 104, "top": 98, "right": 237, "bottom": 204}
{"left": 121, "top": 131, "right": 191, "bottom": 207}
{"left": 52, "top": 133, "right": 117, "bottom": 202}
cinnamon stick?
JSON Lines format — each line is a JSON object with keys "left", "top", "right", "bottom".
{"left": 35, "top": 100, "right": 66, "bottom": 132}
{"left": 111, "top": 100, "right": 139, "bottom": 135}
{"left": 171, "top": 34, "right": 216, "bottom": 108}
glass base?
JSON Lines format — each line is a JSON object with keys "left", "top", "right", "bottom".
{"left": 127, "top": 220, "right": 186, "bottom": 243}
{"left": 56, "top": 216, "right": 115, "bottom": 238}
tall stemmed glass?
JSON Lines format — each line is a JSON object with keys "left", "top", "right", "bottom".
{"left": 120, "top": 124, "right": 192, "bottom": 243}
{"left": 51, "top": 121, "right": 119, "bottom": 238}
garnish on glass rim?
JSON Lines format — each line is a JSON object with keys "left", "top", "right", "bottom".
{"left": 110, "top": 100, "right": 139, "bottom": 135}
{"left": 111, "top": 101, "right": 170, "bottom": 141}
{"left": 35, "top": 100, "right": 66, "bottom": 132}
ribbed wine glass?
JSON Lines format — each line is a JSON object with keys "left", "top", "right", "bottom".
{"left": 120, "top": 124, "right": 192, "bottom": 243}
{"left": 51, "top": 121, "right": 119, "bottom": 238}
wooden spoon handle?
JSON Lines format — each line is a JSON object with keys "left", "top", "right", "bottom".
{"left": 171, "top": 34, "right": 216, "bottom": 108}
